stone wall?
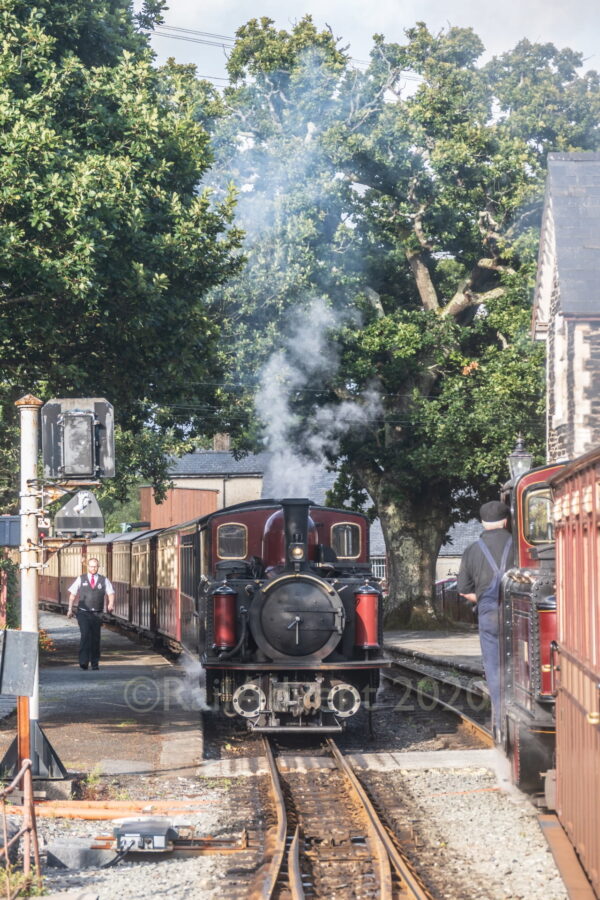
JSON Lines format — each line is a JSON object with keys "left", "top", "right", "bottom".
{"left": 547, "top": 262, "right": 600, "bottom": 461}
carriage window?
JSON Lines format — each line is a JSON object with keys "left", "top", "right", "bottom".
{"left": 524, "top": 488, "right": 554, "bottom": 544}
{"left": 132, "top": 545, "right": 149, "bottom": 586}
{"left": 331, "top": 523, "right": 361, "bottom": 559}
{"left": 217, "top": 523, "right": 247, "bottom": 559}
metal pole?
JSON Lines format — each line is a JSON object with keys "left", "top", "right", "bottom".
{"left": 15, "top": 395, "right": 43, "bottom": 730}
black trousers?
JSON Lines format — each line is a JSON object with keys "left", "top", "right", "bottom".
{"left": 76, "top": 609, "right": 102, "bottom": 667}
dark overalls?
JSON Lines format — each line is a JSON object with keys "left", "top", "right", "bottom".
{"left": 76, "top": 576, "right": 106, "bottom": 668}
{"left": 476, "top": 537, "right": 512, "bottom": 732}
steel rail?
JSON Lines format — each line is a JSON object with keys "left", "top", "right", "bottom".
{"left": 382, "top": 666, "right": 494, "bottom": 748}
{"left": 248, "top": 737, "right": 289, "bottom": 900}
{"left": 327, "top": 739, "right": 433, "bottom": 900}
{"left": 287, "top": 825, "right": 304, "bottom": 900}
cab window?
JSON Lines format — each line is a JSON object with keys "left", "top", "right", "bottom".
{"left": 524, "top": 488, "right": 554, "bottom": 544}
{"left": 217, "top": 523, "right": 247, "bottom": 559}
{"left": 331, "top": 523, "right": 361, "bottom": 559}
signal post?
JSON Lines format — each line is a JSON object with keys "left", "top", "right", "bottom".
{"left": 2, "top": 395, "right": 114, "bottom": 779}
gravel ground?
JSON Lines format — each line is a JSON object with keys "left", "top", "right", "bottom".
{"left": 364, "top": 767, "right": 567, "bottom": 900}
{"left": 38, "top": 774, "right": 268, "bottom": 899}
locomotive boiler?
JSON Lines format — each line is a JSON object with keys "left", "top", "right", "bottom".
{"left": 199, "top": 498, "right": 386, "bottom": 732}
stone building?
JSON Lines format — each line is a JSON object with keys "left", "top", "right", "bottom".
{"left": 532, "top": 152, "right": 600, "bottom": 462}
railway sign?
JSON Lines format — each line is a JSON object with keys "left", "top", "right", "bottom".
{"left": 54, "top": 490, "right": 104, "bottom": 536}
{"left": 42, "top": 398, "right": 115, "bottom": 479}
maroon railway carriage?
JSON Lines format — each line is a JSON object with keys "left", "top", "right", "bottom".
{"left": 88, "top": 533, "right": 120, "bottom": 589}
{"left": 499, "top": 461, "right": 564, "bottom": 791}
{"left": 109, "top": 532, "right": 141, "bottom": 623}
{"left": 551, "top": 450, "right": 600, "bottom": 895}
{"left": 39, "top": 540, "right": 86, "bottom": 611}
{"left": 130, "top": 529, "right": 162, "bottom": 633}
{"left": 154, "top": 521, "right": 199, "bottom": 647}
{"left": 198, "top": 498, "right": 386, "bottom": 732}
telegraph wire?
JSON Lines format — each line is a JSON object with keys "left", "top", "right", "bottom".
{"left": 156, "top": 24, "right": 235, "bottom": 42}
{"left": 149, "top": 22, "right": 422, "bottom": 83}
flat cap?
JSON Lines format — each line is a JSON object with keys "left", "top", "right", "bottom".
{"left": 480, "top": 500, "right": 509, "bottom": 522}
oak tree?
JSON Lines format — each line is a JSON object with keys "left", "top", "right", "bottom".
{"left": 0, "top": 0, "right": 242, "bottom": 507}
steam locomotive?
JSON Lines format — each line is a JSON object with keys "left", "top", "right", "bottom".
{"left": 40, "top": 497, "right": 386, "bottom": 733}
{"left": 200, "top": 498, "right": 385, "bottom": 732}
{"left": 499, "top": 461, "right": 564, "bottom": 791}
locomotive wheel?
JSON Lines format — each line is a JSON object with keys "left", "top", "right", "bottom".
{"left": 507, "top": 719, "right": 547, "bottom": 793}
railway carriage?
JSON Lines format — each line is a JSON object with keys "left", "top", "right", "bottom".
{"left": 110, "top": 533, "right": 140, "bottom": 624}
{"left": 39, "top": 542, "right": 60, "bottom": 609}
{"left": 130, "top": 529, "right": 162, "bottom": 633}
{"left": 58, "top": 542, "right": 87, "bottom": 609}
{"left": 39, "top": 540, "right": 86, "bottom": 611}
{"left": 87, "top": 534, "right": 118, "bottom": 585}
{"left": 155, "top": 527, "right": 181, "bottom": 643}
{"left": 551, "top": 449, "right": 600, "bottom": 896}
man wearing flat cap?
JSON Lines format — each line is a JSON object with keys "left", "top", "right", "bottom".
{"left": 457, "top": 500, "right": 512, "bottom": 738}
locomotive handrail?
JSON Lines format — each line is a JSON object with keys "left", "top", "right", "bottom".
{"left": 262, "top": 571, "right": 338, "bottom": 594}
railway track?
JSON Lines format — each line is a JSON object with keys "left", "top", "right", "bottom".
{"left": 381, "top": 658, "right": 494, "bottom": 748}
{"left": 249, "top": 736, "right": 434, "bottom": 900}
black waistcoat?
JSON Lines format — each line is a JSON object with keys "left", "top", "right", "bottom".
{"left": 78, "top": 576, "right": 106, "bottom": 612}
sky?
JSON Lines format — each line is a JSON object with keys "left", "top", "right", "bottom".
{"left": 139, "top": 0, "right": 600, "bottom": 84}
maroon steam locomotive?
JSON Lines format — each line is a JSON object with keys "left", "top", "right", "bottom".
{"left": 499, "top": 461, "right": 564, "bottom": 791}
{"left": 200, "top": 498, "right": 385, "bottom": 731}
{"left": 40, "top": 497, "right": 386, "bottom": 733}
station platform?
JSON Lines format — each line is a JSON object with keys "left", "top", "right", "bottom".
{"left": 384, "top": 629, "right": 484, "bottom": 675}
{"left": 0, "top": 612, "right": 203, "bottom": 780}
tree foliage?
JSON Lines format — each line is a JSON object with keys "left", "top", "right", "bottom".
{"left": 207, "top": 18, "right": 600, "bottom": 618}
{"left": 0, "top": 0, "right": 242, "bottom": 508}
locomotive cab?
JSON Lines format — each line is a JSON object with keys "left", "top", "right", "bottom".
{"left": 200, "top": 498, "right": 385, "bottom": 731}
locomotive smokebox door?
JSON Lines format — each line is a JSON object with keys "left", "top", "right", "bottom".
{"left": 42, "top": 398, "right": 115, "bottom": 479}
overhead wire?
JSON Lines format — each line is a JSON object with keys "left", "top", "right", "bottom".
{"left": 149, "top": 22, "right": 422, "bottom": 83}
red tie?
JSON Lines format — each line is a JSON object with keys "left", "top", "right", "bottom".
{"left": 90, "top": 576, "right": 95, "bottom": 588}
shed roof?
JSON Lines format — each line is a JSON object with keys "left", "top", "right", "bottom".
{"left": 169, "top": 449, "right": 387, "bottom": 556}
{"left": 537, "top": 153, "right": 600, "bottom": 321}
{"left": 169, "top": 449, "right": 271, "bottom": 477}
{"left": 439, "top": 520, "right": 482, "bottom": 556}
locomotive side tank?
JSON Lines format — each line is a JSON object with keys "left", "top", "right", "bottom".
{"left": 199, "top": 498, "right": 385, "bottom": 732}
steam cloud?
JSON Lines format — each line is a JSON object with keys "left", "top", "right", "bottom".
{"left": 207, "top": 47, "right": 382, "bottom": 498}
{"left": 255, "top": 298, "right": 382, "bottom": 497}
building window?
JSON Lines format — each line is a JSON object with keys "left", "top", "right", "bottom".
{"left": 370, "top": 557, "right": 387, "bottom": 580}
{"left": 217, "top": 523, "right": 247, "bottom": 559}
{"left": 331, "top": 523, "right": 361, "bottom": 559}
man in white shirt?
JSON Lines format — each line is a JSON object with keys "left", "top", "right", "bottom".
{"left": 67, "top": 558, "right": 115, "bottom": 670}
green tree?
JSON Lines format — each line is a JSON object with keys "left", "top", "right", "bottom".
{"left": 209, "top": 18, "right": 600, "bottom": 622}
{"left": 0, "top": 0, "right": 242, "bottom": 509}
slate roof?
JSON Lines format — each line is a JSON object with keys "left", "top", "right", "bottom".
{"left": 545, "top": 153, "right": 600, "bottom": 317}
{"left": 169, "top": 450, "right": 271, "bottom": 477}
{"left": 439, "top": 520, "right": 482, "bottom": 556}
{"left": 169, "top": 449, "right": 387, "bottom": 556}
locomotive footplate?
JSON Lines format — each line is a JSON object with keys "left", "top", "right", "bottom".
{"left": 203, "top": 659, "right": 386, "bottom": 670}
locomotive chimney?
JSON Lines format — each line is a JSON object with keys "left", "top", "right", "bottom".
{"left": 281, "top": 498, "right": 310, "bottom": 571}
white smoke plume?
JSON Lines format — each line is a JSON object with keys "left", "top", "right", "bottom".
{"left": 255, "top": 297, "right": 382, "bottom": 497}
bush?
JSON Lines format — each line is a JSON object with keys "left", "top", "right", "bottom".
{"left": 0, "top": 555, "right": 19, "bottom": 629}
